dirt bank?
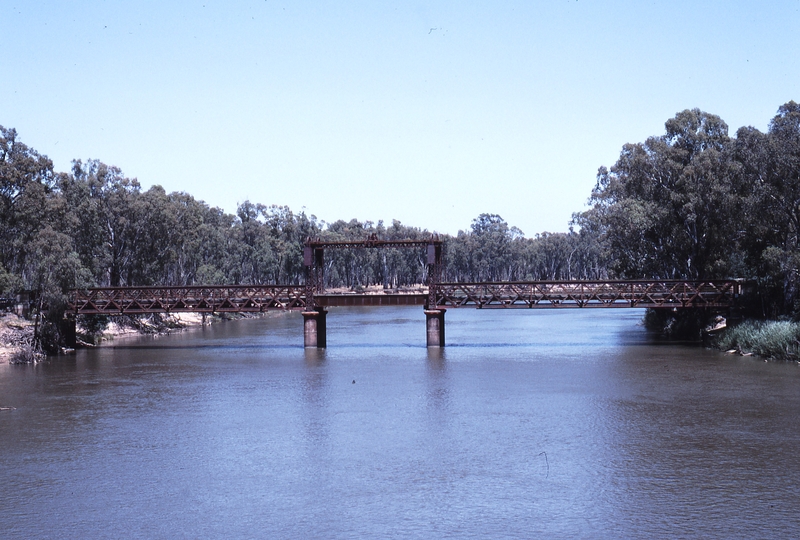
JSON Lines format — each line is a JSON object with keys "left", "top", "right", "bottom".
{"left": 2, "top": 311, "right": 285, "bottom": 363}
{"left": 0, "top": 313, "right": 35, "bottom": 363}
{"left": 78, "top": 312, "right": 223, "bottom": 346}
{"left": 78, "top": 311, "right": 287, "bottom": 347}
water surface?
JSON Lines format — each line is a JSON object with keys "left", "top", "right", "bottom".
{"left": 2, "top": 308, "right": 799, "bottom": 538}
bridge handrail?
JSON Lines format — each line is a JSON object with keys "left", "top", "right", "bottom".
{"left": 71, "top": 284, "right": 306, "bottom": 292}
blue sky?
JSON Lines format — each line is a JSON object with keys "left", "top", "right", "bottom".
{"left": 2, "top": 1, "right": 798, "bottom": 236}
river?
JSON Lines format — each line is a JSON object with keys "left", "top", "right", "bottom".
{"left": 2, "top": 307, "right": 800, "bottom": 538}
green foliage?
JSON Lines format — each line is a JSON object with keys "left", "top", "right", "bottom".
{"left": 80, "top": 314, "right": 110, "bottom": 337}
{"left": 0, "top": 262, "right": 21, "bottom": 295}
{"left": 585, "top": 109, "right": 742, "bottom": 280}
{"left": 319, "top": 218, "right": 430, "bottom": 288}
{"left": 195, "top": 264, "right": 227, "bottom": 285}
{"left": 732, "top": 101, "right": 800, "bottom": 315}
{"left": 718, "top": 320, "right": 800, "bottom": 360}
{"left": 9, "top": 343, "right": 44, "bottom": 364}
{"left": 582, "top": 102, "right": 800, "bottom": 318}
{"left": 0, "top": 125, "right": 58, "bottom": 282}
{"left": 642, "top": 309, "right": 709, "bottom": 340}
{"left": 28, "top": 226, "right": 92, "bottom": 298}
{"left": 4, "top": 100, "right": 800, "bottom": 338}
{"left": 445, "top": 215, "right": 604, "bottom": 282}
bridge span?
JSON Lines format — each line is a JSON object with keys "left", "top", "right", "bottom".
{"left": 67, "top": 236, "right": 741, "bottom": 347}
{"left": 69, "top": 279, "right": 740, "bottom": 347}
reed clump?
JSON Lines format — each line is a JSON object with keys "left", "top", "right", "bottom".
{"left": 718, "top": 320, "right": 800, "bottom": 360}
{"left": 9, "top": 342, "right": 45, "bottom": 364}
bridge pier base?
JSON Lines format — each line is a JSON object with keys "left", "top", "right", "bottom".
{"left": 303, "top": 310, "right": 327, "bottom": 348}
{"left": 425, "top": 309, "right": 445, "bottom": 347}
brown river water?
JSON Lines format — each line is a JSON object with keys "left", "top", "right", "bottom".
{"left": 1, "top": 307, "right": 799, "bottom": 538}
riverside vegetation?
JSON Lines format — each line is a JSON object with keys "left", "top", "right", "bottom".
{"left": 716, "top": 320, "right": 800, "bottom": 361}
{"left": 1, "top": 101, "right": 800, "bottom": 358}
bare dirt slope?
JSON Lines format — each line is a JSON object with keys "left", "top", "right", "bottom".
{"left": 0, "top": 313, "right": 34, "bottom": 362}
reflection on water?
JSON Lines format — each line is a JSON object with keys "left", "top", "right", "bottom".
{"left": 2, "top": 307, "right": 800, "bottom": 538}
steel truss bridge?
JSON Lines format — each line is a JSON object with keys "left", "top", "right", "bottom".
{"left": 67, "top": 237, "right": 741, "bottom": 347}
{"left": 70, "top": 279, "right": 740, "bottom": 315}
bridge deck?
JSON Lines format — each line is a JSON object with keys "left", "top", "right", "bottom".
{"left": 316, "top": 294, "right": 427, "bottom": 307}
{"left": 68, "top": 280, "right": 739, "bottom": 315}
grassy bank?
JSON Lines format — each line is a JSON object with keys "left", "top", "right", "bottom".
{"left": 717, "top": 320, "right": 800, "bottom": 361}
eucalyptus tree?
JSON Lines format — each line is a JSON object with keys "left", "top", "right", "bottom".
{"left": 63, "top": 160, "right": 146, "bottom": 286}
{"left": 0, "top": 126, "right": 58, "bottom": 280}
{"left": 586, "top": 109, "right": 743, "bottom": 280}
{"left": 444, "top": 214, "right": 525, "bottom": 282}
{"left": 261, "top": 204, "right": 321, "bottom": 283}
{"left": 159, "top": 191, "right": 233, "bottom": 285}
{"left": 734, "top": 101, "right": 800, "bottom": 314}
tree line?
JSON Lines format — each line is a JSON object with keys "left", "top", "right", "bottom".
{"left": 0, "top": 128, "right": 602, "bottom": 305}
{"left": 1, "top": 99, "right": 799, "bottom": 324}
{"left": 579, "top": 101, "right": 800, "bottom": 317}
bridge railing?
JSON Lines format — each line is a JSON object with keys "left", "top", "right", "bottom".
{"left": 431, "top": 280, "right": 741, "bottom": 309}
{"left": 69, "top": 285, "right": 309, "bottom": 314}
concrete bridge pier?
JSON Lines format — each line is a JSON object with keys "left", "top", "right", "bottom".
{"left": 303, "top": 309, "right": 327, "bottom": 348}
{"left": 425, "top": 309, "right": 445, "bottom": 347}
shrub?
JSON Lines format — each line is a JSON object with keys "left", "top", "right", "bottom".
{"left": 718, "top": 320, "right": 800, "bottom": 360}
{"left": 9, "top": 343, "right": 44, "bottom": 364}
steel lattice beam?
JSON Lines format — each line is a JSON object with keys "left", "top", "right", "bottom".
{"left": 430, "top": 280, "right": 740, "bottom": 309}
{"left": 69, "top": 285, "right": 309, "bottom": 315}
{"left": 69, "top": 280, "right": 740, "bottom": 315}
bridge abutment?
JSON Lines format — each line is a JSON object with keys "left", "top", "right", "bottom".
{"left": 425, "top": 309, "right": 445, "bottom": 347}
{"left": 302, "top": 310, "right": 327, "bottom": 348}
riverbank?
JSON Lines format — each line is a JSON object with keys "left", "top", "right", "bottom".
{"left": 80, "top": 312, "right": 210, "bottom": 345}
{"left": 1, "top": 311, "right": 286, "bottom": 363}
{"left": 77, "top": 312, "right": 285, "bottom": 347}
{"left": 636, "top": 309, "right": 800, "bottom": 363}
{"left": 0, "top": 313, "right": 36, "bottom": 363}
{"left": 715, "top": 319, "right": 800, "bottom": 362}
{"left": 0, "top": 312, "right": 204, "bottom": 363}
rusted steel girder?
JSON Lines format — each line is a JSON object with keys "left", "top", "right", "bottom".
{"left": 69, "top": 285, "right": 309, "bottom": 315}
{"left": 316, "top": 293, "right": 427, "bottom": 307}
{"left": 430, "top": 280, "right": 741, "bottom": 309}
{"left": 68, "top": 280, "right": 741, "bottom": 315}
